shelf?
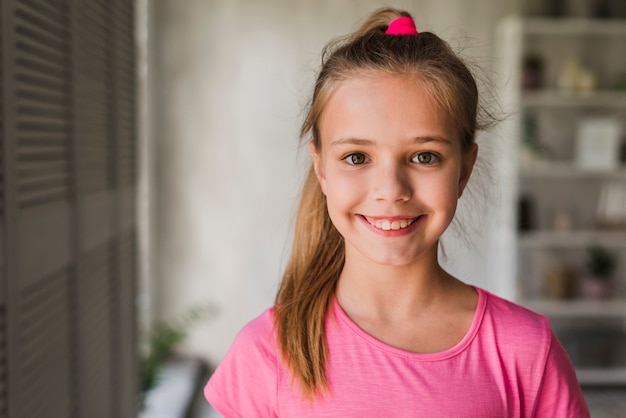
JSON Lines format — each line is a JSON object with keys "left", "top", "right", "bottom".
{"left": 523, "top": 18, "right": 626, "bottom": 36}
{"left": 520, "top": 162, "right": 626, "bottom": 179}
{"left": 518, "top": 230, "right": 626, "bottom": 248}
{"left": 577, "top": 368, "right": 626, "bottom": 386}
{"left": 522, "top": 299, "right": 626, "bottom": 317}
{"left": 522, "top": 90, "right": 626, "bottom": 108}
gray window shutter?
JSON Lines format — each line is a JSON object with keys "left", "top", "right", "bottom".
{"left": 0, "top": 2, "right": 5, "bottom": 414}
{"left": 1, "top": 1, "right": 138, "bottom": 417}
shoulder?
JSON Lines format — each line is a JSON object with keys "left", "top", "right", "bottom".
{"left": 204, "top": 307, "right": 279, "bottom": 417}
{"left": 473, "top": 289, "right": 590, "bottom": 415}
{"left": 478, "top": 287, "right": 551, "bottom": 340}
{"left": 234, "top": 306, "right": 277, "bottom": 348}
{"left": 218, "top": 306, "right": 278, "bottom": 367}
{"left": 215, "top": 306, "right": 278, "bottom": 364}
{"left": 474, "top": 287, "right": 553, "bottom": 361}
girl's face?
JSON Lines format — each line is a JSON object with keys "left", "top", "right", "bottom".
{"left": 311, "top": 75, "right": 477, "bottom": 268}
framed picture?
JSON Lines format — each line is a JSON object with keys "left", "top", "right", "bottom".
{"left": 574, "top": 117, "right": 622, "bottom": 170}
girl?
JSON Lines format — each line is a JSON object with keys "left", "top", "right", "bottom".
{"left": 205, "top": 7, "right": 589, "bottom": 417}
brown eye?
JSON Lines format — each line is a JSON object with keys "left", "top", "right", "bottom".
{"left": 345, "top": 153, "right": 367, "bottom": 165}
{"left": 413, "top": 152, "right": 438, "bottom": 164}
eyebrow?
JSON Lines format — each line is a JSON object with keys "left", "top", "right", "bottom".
{"left": 329, "top": 136, "right": 453, "bottom": 147}
{"left": 329, "top": 138, "right": 374, "bottom": 147}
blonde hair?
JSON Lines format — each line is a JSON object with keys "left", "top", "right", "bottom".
{"left": 275, "top": 7, "right": 493, "bottom": 398}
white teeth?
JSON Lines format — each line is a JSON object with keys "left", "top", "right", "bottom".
{"left": 371, "top": 218, "right": 414, "bottom": 231}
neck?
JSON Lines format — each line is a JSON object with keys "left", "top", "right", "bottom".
{"left": 336, "top": 244, "right": 458, "bottom": 321}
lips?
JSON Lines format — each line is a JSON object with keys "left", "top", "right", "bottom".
{"left": 363, "top": 216, "right": 419, "bottom": 231}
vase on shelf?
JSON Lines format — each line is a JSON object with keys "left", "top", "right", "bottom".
{"left": 580, "top": 275, "right": 612, "bottom": 299}
{"left": 580, "top": 245, "right": 617, "bottom": 299}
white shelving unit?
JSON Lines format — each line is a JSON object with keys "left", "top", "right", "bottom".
{"left": 524, "top": 299, "right": 626, "bottom": 318}
{"left": 519, "top": 230, "right": 626, "bottom": 249}
{"left": 496, "top": 16, "right": 626, "bottom": 386}
{"left": 523, "top": 90, "right": 626, "bottom": 108}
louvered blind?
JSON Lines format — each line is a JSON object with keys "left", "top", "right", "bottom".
{"left": 17, "top": 269, "right": 72, "bottom": 418}
{"left": 78, "top": 242, "right": 113, "bottom": 418}
{"left": 14, "top": 1, "right": 70, "bottom": 208}
{"left": 115, "top": 230, "right": 138, "bottom": 416}
{"left": 0, "top": 0, "right": 4, "bottom": 219}
{"left": 113, "top": 1, "right": 136, "bottom": 188}
{"left": 0, "top": 307, "right": 6, "bottom": 418}
{"left": 0, "top": 4, "right": 7, "bottom": 418}
{"left": 1, "top": 1, "right": 138, "bottom": 417}
{"left": 74, "top": 0, "right": 113, "bottom": 195}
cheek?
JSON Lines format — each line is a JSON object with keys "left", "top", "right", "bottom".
{"left": 325, "top": 167, "right": 359, "bottom": 193}
{"left": 419, "top": 171, "right": 461, "bottom": 208}
{"left": 323, "top": 169, "right": 365, "bottom": 213}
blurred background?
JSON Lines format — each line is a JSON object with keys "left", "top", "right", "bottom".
{"left": 1, "top": 0, "right": 625, "bottom": 417}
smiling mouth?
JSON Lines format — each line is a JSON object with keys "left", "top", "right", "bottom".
{"left": 364, "top": 216, "right": 419, "bottom": 231}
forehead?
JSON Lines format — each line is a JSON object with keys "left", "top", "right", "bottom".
{"left": 319, "top": 75, "right": 458, "bottom": 146}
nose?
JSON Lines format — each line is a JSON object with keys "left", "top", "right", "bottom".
{"left": 372, "top": 161, "right": 412, "bottom": 203}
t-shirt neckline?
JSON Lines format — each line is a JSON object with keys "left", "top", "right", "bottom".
{"left": 331, "top": 286, "right": 487, "bottom": 361}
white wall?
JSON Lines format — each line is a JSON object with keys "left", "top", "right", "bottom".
{"left": 147, "top": 0, "right": 521, "bottom": 365}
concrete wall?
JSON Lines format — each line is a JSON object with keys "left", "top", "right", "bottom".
{"left": 147, "top": 0, "right": 521, "bottom": 365}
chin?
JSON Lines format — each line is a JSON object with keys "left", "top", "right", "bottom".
{"left": 357, "top": 246, "right": 435, "bottom": 268}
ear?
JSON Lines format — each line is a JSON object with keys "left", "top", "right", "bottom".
{"left": 458, "top": 143, "right": 478, "bottom": 198}
{"left": 309, "top": 141, "right": 327, "bottom": 195}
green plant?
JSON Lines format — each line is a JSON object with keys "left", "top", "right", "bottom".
{"left": 140, "top": 303, "right": 218, "bottom": 393}
{"left": 586, "top": 245, "right": 617, "bottom": 279}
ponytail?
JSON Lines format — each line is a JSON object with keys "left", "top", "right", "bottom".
{"left": 274, "top": 166, "right": 344, "bottom": 396}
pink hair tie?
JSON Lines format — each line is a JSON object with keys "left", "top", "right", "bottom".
{"left": 385, "top": 16, "right": 418, "bottom": 36}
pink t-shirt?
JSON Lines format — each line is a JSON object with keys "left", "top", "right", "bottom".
{"left": 205, "top": 287, "right": 589, "bottom": 417}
